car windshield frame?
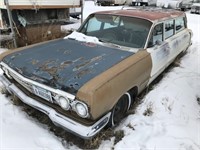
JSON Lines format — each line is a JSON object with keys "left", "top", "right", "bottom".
{"left": 78, "top": 14, "right": 152, "bottom": 49}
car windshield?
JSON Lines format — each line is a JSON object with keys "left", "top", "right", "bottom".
{"left": 78, "top": 14, "right": 152, "bottom": 49}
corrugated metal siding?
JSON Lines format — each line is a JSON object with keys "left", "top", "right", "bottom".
{"left": 0, "top": 0, "right": 80, "bottom": 9}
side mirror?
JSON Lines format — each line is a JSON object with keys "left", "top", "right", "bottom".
{"left": 155, "top": 40, "right": 163, "bottom": 45}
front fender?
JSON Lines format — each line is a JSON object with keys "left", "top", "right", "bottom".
{"left": 77, "top": 50, "right": 152, "bottom": 120}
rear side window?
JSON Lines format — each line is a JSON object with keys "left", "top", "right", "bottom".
{"left": 165, "top": 20, "right": 174, "bottom": 39}
{"left": 175, "top": 17, "right": 185, "bottom": 33}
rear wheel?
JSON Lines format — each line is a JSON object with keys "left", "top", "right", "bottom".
{"left": 108, "top": 92, "right": 131, "bottom": 127}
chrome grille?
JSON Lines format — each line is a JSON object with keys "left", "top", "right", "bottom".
{"left": 9, "top": 71, "right": 33, "bottom": 93}
{"left": 7, "top": 69, "right": 53, "bottom": 102}
{"left": 0, "top": 62, "right": 76, "bottom": 101}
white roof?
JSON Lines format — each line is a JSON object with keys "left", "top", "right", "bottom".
{"left": 192, "top": 3, "right": 200, "bottom": 6}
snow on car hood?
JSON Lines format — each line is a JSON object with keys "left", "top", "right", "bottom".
{"left": 64, "top": 31, "right": 102, "bottom": 45}
{"left": 64, "top": 31, "right": 139, "bottom": 53}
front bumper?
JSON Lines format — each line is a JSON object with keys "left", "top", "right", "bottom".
{"left": 0, "top": 74, "right": 111, "bottom": 139}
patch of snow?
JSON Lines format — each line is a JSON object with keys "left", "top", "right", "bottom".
{"left": 61, "top": 22, "right": 81, "bottom": 32}
{"left": 113, "top": 65, "right": 200, "bottom": 149}
{"left": 61, "top": 17, "right": 81, "bottom": 32}
{"left": 0, "top": 93, "right": 72, "bottom": 150}
{"left": 0, "top": 48, "right": 7, "bottom": 54}
{"left": 64, "top": 31, "right": 102, "bottom": 44}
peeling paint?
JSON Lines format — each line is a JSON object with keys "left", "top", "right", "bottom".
{"left": 60, "top": 61, "right": 72, "bottom": 68}
{"left": 76, "top": 69, "right": 91, "bottom": 79}
{"left": 2, "top": 39, "right": 132, "bottom": 94}
{"left": 10, "top": 53, "right": 22, "bottom": 60}
{"left": 31, "top": 59, "right": 39, "bottom": 65}
{"left": 74, "top": 55, "right": 105, "bottom": 71}
{"left": 83, "top": 42, "right": 97, "bottom": 47}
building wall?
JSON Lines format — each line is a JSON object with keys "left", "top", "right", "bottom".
{"left": 0, "top": 0, "right": 81, "bottom": 9}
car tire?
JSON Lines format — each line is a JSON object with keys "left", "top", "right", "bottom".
{"left": 107, "top": 92, "right": 131, "bottom": 127}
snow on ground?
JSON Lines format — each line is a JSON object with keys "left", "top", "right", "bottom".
{"left": 0, "top": 94, "right": 67, "bottom": 150}
{"left": 0, "top": 1, "right": 200, "bottom": 150}
{"left": 113, "top": 48, "right": 200, "bottom": 149}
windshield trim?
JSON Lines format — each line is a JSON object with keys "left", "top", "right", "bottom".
{"left": 78, "top": 14, "right": 152, "bottom": 49}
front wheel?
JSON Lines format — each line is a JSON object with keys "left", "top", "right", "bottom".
{"left": 108, "top": 92, "right": 131, "bottom": 127}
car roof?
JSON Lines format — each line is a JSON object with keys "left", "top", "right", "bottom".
{"left": 94, "top": 8, "right": 185, "bottom": 22}
{"left": 192, "top": 3, "right": 200, "bottom": 7}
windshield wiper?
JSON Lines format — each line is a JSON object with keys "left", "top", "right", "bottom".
{"left": 99, "top": 38, "right": 121, "bottom": 49}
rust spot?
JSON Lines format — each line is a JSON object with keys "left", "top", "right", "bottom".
{"left": 38, "top": 60, "right": 58, "bottom": 79}
{"left": 10, "top": 53, "right": 22, "bottom": 60}
{"left": 31, "top": 59, "right": 39, "bottom": 65}
{"left": 60, "top": 61, "right": 72, "bottom": 68}
{"left": 74, "top": 55, "right": 103, "bottom": 71}
{"left": 96, "top": 9, "right": 184, "bottom": 22}
{"left": 74, "top": 60, "right": 90, "bottom": 71}
{"left": 90, "top": 55, "right": 103, "bottom": 62}
{"left": 41, "top": 66, "right": 58, "bottom": 77}
{"left": 73, "top": 57, "right": 84, "bottom": 63}
{"left": 38, "top": 59, "right": 73, "bottom": 81}
{"left": 76, "top": 69, "right": 91, "bottom": 79}
{"left": 83, "top": 42, "right": 97, "bottom": 47}
{"left": 56, "top": 48, "right": 71, "bottom": 55}
{"left": 64, "top": 50, "right": 72, "bottom": 55}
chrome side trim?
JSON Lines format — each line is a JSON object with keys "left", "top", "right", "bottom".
{"left": 0, "top": 74, "right": 111, "bottom": 139}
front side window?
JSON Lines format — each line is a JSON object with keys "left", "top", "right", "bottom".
{"left": 79, "top": 14, "right": 152, "bottom": 49}
{"left": 148, "top": 23, "right": 163, "bottom": 47}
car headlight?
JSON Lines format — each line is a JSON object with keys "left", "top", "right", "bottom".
{"left": 74, "top": 102, "right": 89, "bottom": 118}
{"left": 58, "top": 96, "right": 70, "bottom": 110}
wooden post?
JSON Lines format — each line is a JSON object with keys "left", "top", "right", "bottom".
{"left": 81, "top": 0, "right": 85, "bottom": 23}
{"left": 5, "top": 0, "right": 17, "bottom": 48}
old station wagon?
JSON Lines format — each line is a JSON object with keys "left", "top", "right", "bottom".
{"left": 0, "top": 8, "right": 192, "bottom": 138}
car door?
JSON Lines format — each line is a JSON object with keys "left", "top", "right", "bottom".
{"left": 146, "top": 23, "right": 170, "bottom": 84}
{"left": 146, "top": 17, "right": 191, "bottom": 84}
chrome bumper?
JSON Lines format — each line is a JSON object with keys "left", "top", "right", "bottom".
{"left": 0, "top": 74, "right": 111, "bottom": 139}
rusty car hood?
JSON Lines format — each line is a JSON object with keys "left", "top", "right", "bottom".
{"left": 2, "top": 39, "right": 133, "bottom": 94}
